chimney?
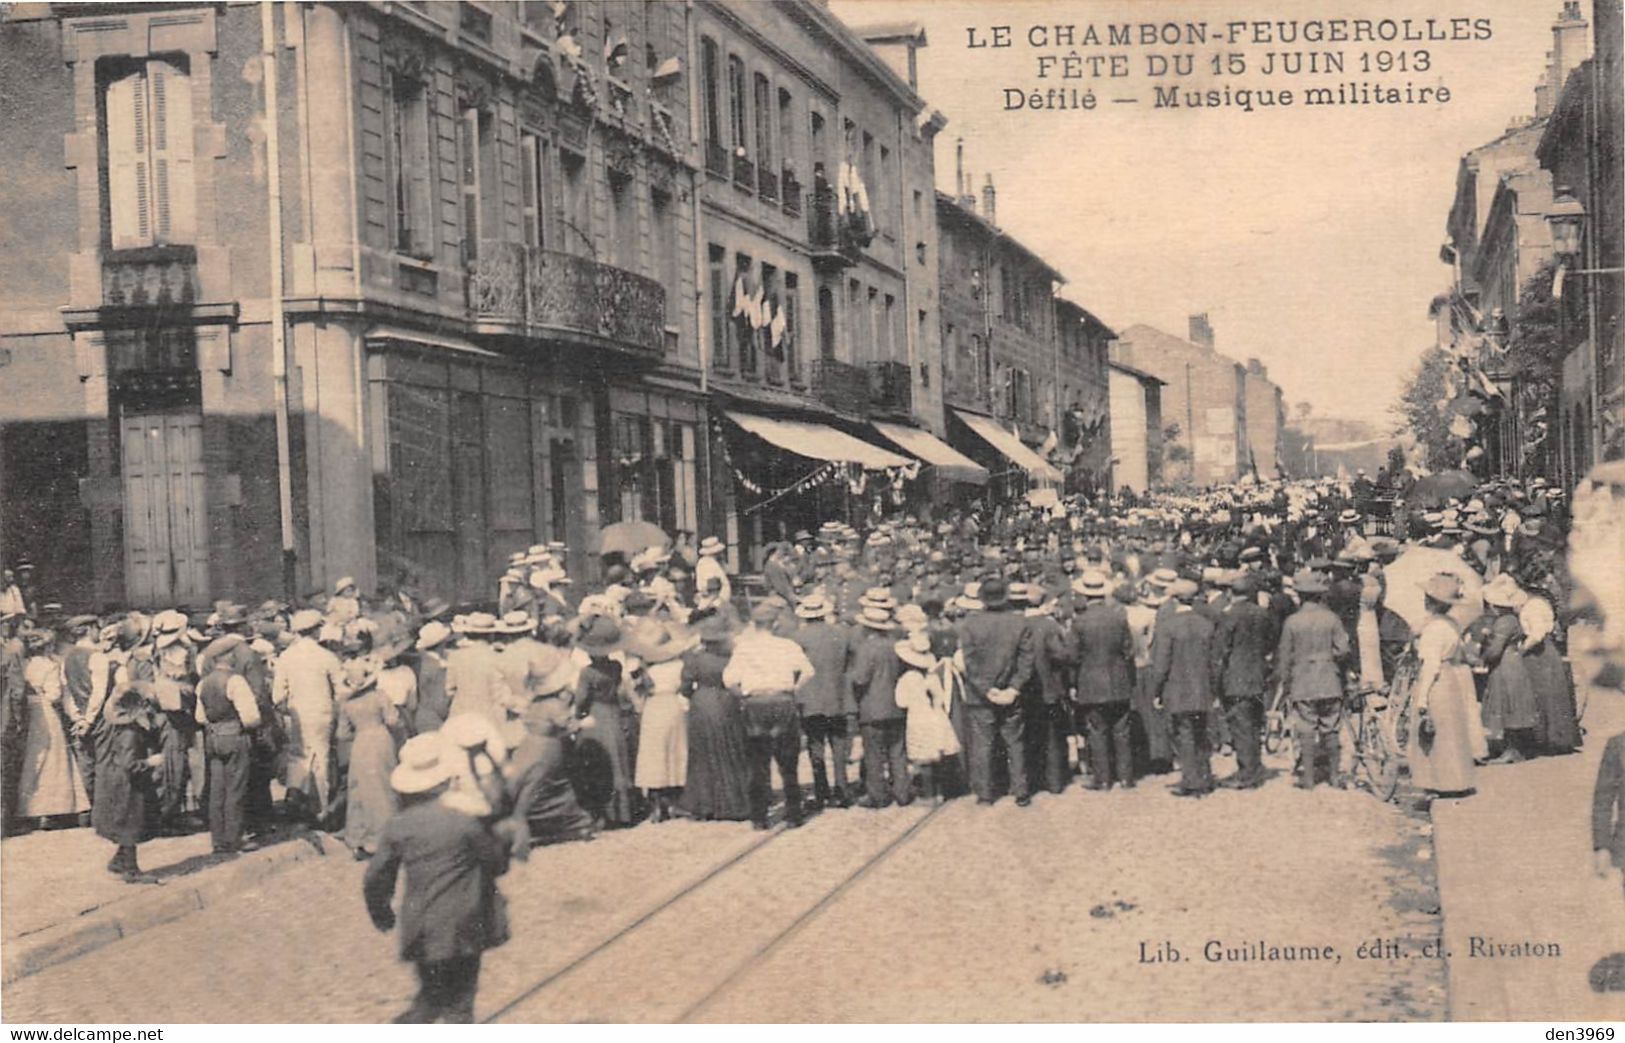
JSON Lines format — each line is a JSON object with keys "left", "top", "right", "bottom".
{"left": 1549, "top": 2, "right": 1592, "bottom": 107}
{"left": 955, "top": 137, "right": 965, "bottom": 202}
{"left": 1189, "top": 313, "right": 1215, "bottom": 349}
{"left": 982, "top": 173, "right": 996, "bottom": 226}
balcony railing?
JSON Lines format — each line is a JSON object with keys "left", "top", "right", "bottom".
{"left": 807, "top": 185, "right": 863, "bottom": 268}
{"left": 468, "top": 240, "right": 666, "bottom": 355}
{"left": 704, "top": 139, "right": 728, "bottom": 177}
{"left": 808, "top": 357, "right": 871, "bottom": 416}
{"left": 732, "top": 153, "right": 755, "bottom": 190}
{"left": 757, "top": 167, "right": 778, "bottom": 202}
{"left": 868, "top": 359, "right": 913, "bottom": 417}
{"left": 101, "top": 246, "right": 199, "bottom": 307}
{"left": 781, "top": 172, "right": 802, "bottom": 217}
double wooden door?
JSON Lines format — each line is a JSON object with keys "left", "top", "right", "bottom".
{"left": 121, "top": 411, "right": 209, "bottom": 607}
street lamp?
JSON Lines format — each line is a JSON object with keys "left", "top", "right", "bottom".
{"left": 1546, "top": 190, "right": 1587, "bottom": 260}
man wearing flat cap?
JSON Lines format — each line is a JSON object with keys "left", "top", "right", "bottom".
{"left": 1276, "top": 569, "right": 1350, "bottom": 790}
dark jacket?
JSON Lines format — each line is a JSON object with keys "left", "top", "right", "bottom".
{"left": 1213, "top": 599, "right": 1278, "bottom": 699}
{"left": 1070, "top": 602, "right": 1136, "bottom": 705}
{"left": 793, "top": 621, "right": 857, "bottom": 718}
{"left": 1023, "top": 613, "right": 1070, "bottom": 705}
{"left": 1147, "top": 607, "right": 1218, "bottom": 716}
{"left": 1277, "top": 600, "right": 1350, "bottom": 705}
{"left": 363, "top": 800, "right": 512, "bottom": 963}
{"left": 1596, "top": 733, "right": 1625, "bottom": 868}
{"left": 848, "top": 628, "right": 903, "bottom": 723}
{"left": 957, "top": 607, "right": 1036, "bottom": 709}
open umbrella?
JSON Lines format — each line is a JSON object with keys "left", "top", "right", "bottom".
{"left": 597, "top": 520, "right": 671, "bottom": 558}
{"left": 1382, "top": 545, "right": 1483, "bottom": 632}
{"left": 1408, "top": 469, "right": 1478, "bottom": 508}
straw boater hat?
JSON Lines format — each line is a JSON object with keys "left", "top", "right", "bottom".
{"left": 1424, "top": 572, "right": 1468, "bottom": 606}
{"left": 954, "top": 582, "right": 984, "bottom": 613}
{"left": 334, "top": 576, "right": 357, "bottom": 595}
{"left": 415, "top": 620, "right": 453, "bottom": 652}
{"left": 795, "top": 593, "right": 832, "bottom": 620}
{"left": 1338, "top": 509, "right": 1362, "bottom": 525}
{"left": 458, "top": 611, "right": 499, "bottom": 636}
{"left": 859, "top": 587, "right": 897, "bottom": 611}
{"left": 1482, "top": 573, "right": 1524, "bottom": 609}
{"left": 895, "top": 604, "right": 928, "bottom": 632}
{"left": 288, "top": 609, "right": 323, "bottom": 635}
{"left": 857, "top": 605, "right": 896, "bottom": 631}
{"left": 391, "top": 733, "right": 456, "bottom": 795}
{"left": 1291, "top": 569, "right": 1329, "bottom": 595}
{"left": 698, "top": 536, "right": 725, "bottom": 557}
{"left": 498, "top": 610, "right": 535, "bottom": 635}
{"left": 817, "top": 521, "right": 845, "bottom": 542}
{"left": 1168, "top": 579, "right": 1200, "bottom": 603}
{"left": 894, "top": 628, "right": 935, "bottom": 670}
{"left": 1073, "top": 570, "right": 1111, "bottom": 598}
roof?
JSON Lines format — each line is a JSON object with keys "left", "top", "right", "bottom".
{"left": 794, "top": 1, "right": 926, "bottom": 113}
{"left": 1056, "top": 296, "right": 1117, "bottom": 339}
{"left": 1107, "top": 360, "right": 1167, "bottom": 385}
{"left": 849, "top": 20, "right": 927, "bottom": 45}
{"left": 1538, "top": 59, "right": 1595, "bottom": 163}
{"left": 935, "top": 191, "right": 1067, "bottom": 284}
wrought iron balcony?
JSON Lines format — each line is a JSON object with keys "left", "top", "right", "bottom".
{"left": 732, "top": 153, "right": 755, "bottom": 191}
{"left": 757, "top": 167, "right": 778, "bottom": 202}
{"left": 807, "top": 185, "right": 862, "bottom": 270}
{"left": 781, "top": 172, "right": 802, "bottom": 217}
{"left": 468, "top": 240, "right": 666, "bottom": 356}
{"left": 101, "top": 246, "right": 198, "bottom": 308}
{"left": 868, "top": 359, "right": 913, "bottom": 417}
{"left": 704, "top": 139, "right": 729, "bottom": 177}
{"left": 808, "top": 357, "right": 871, "bottom": 416}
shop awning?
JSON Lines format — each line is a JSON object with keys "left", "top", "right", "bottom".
{"left": 953, "top": 409, "right": 1064, "bottom": 483}
{"left": 725, "top": 410, "right": 910, "bottom": 470}
{"left": 871, "top": 421, "right": 989, "bottom": 485}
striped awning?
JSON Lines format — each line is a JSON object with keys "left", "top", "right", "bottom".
{"left": 953, "top": 409, "right": 1064, "bottom": 483}
{"left": 871, "top": 421, "right": 989, "bottom": 485}
{"left": 725, "top": 411, "right": 910, "bottom": 470}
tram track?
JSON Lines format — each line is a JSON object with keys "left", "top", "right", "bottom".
{"left": 482, "top": 799, "right": 951, "bottom": 1023}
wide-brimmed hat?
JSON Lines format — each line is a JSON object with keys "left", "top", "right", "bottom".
{"left": 795, "top": 593, "right": 831, "bottom": 620}
{"left": 1466, "top": 513, "right": 1499, "bottom": 536}
{"left": 497, "top": 610, "right": 535, "bottom": 635}
{"left": 153, "top": 609, "right": 187, "bottom": 636}
{"left": 1481, "top": 573, "right": 1524, "bottom": 609}
{"left": 859, "top": 587, "right": 897, "bottom": 610}
{"left": 578, "top": 615, "right": 623, "bottom": 652}
{"left": 895, "top": 604, "right": 928, "bottom": 631}
{"left": 817, "top": 521, "right": 845, "bottom": 541}
{"left": 894, "top": 628, "right": 934, "bottom": 670}
{"left": 1148, "top": 567, "right": 1179, "bottom": 587}
{"left": 391, "top": 733, "right": 456, "bottom": 794}
{"left": 1291, "top": 569, "right": 1329, "bottom": 595}
{"left": 857, "top": 606, "right": 896, "bottom": 631}
{"left": 415, "top": 620, "right": 453, "bottom": 652}
{"left": 289, "top": 608, "right": 324, "bottom": 635}
{"left": 456, "top": 611, "right": 499, "bottom": 636}
{"left": 333, "top": 576, "right": 358, "bottom": 595}
{"left": 1424, "top": 572, "right": 1468, "bottom": 606}
{"left": 1338, "top": 509, "right": 1362, "bottom": 525}
{"left": 1168, "top": 579, "right": 1200, "bottom": 602}
{"left": 979, "top": 577, "right": 1010, "bottom": 610}
{"left": 698, "top": 536, "right": 725, "bottom": 557}
{"left": 530, "top": 647, "right": 578, "bottom": 697}
{"left": 1072, "top": 570, "right": 1111, "bottom": 597}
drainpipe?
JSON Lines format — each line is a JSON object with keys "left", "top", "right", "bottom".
{"left": 262, "top": 1, "right": 295, "bottom": 596}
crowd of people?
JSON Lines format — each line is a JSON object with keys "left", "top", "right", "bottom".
{"left": 0, "top": 466, "right": 1591, "bottom": 1020}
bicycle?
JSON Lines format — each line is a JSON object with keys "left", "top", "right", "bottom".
{"left": 1341, "top": 683, "right": 1401, "bottom": 803}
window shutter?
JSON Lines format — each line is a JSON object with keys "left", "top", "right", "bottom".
{"left": 107, "top": 69, "right": 150, "bottom": 248}
{"left": 405, "top": 87, "right": 434, "bottom": 257}
{"left": 148, "top": 59, "right": 195, "bottom": 245}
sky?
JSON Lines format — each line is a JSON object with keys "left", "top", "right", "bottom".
{"left": 829, "top": 0, "right": 1564, "bottom": 428}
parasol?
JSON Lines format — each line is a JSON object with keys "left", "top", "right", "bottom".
{"left": 596, "top": 520, "right": 671, "bottom": 558}
{"left": 1382, "top": 545, "right": 1483, "bottom": 631}
{"left": 1407, "top": 469, "right": 1478, "bottom": 508}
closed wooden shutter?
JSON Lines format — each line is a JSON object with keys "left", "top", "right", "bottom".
{"left": 107, "top": 69, "right": 150, "bottom": 248}
{"left": 149, "top": 59, "right": 195, "bottom": 244}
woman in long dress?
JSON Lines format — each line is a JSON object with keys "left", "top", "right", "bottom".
{"left": 1520, "top": 591, "right": 1581, "bottom": 754}
{"left": 678, "top": 617, "right": 751, "bottom": 822}
{"left": 571, "top": 618, "right": 636, "bottom": 827}
{"left": 894, "top": 630, "right": 960, "bottom": 802}
{"left": 17, "top": 628, "right": 90, "bottom": 824}
{"left": 632, "top": 629, "right": 694, "bottom": 822}
{"left": 341, "top": 657, "right": 402, "bottom": 858}
{"left": 1407, "top": 575, "right": 1479, "bottom": 796}
{"left": 1479, "top": 577, "right": 1540, "bottom": 763}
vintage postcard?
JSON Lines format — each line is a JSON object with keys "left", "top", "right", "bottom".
{"left": 1, "top": 0, "right": 1623, "bottom": 1028}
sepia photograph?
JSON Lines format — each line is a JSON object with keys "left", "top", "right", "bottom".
{"left": 0, "top": 0, "right": 1622, "bottom": 1028}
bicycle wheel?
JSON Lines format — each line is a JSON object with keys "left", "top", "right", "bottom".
{"left": 1264, "top": 712, "right": 1287, "bottom": 754}
{"left": 1358, "top": 714, "right": 1401, "bottom": 802}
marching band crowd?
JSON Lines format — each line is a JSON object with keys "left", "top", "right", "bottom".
{"left": 0, "top": 468, "right": 1586, "bottom": 1020}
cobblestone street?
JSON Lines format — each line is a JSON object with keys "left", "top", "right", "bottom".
{"left": 2, "top": 742, "right": 1446, "bottom": 1023}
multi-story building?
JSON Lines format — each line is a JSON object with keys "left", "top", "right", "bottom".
{"left": 1106, "top": 361, "right": 1165, "bottom": 495}
{"left": 1242, "top": 359, "right": 1285, "bottom": 480}
{"left": 1539, "top": 0, "right": 1624, "bottom": 486}
{"left": 935, "top": 166, "right": 1065, "bottom": 498}
{"left": 691, "top": 4, "right": 963, "bottom": 564}
{"left": 1053, "top": 297, "right": 1114, "bottom": 494}
{"left": 0, "top": 0, "right": 701, "bottom": 608}
{"left": 1113, "top": 318, "right": 1249, "bottom": 488}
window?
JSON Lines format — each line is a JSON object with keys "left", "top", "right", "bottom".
{"left": 883, "top": 293, "right": 896, "bottom": 361}
{"left": 708, "top": 244, "right": 729, "bottom": 370}
{"left": 561, "top": 149, "right": 589, "bottom": 255}
{"left": 608, "top": 173, "right": 635, "bottom": 271}
{"left": 867, "top": 286, "right": 880, "bottom": 365}
{"left": 457, "top": 105, "right": 494, "bottom": 261}
{"left": 753, "top": 73, "right": 773, "bottom": 172}
{"left": 817, "top": 284, "right": 836, "bottom": 362}
{"left": 847, "top": 278, "right": 863, "bottom": 362}
{"left": 878, "top": 145, "right": 891, "bottom": 234}
{"left": 385, "top": 71, "right": 433, "bottom": 256}
{"left": 918, "top": 310, "right": 929, "bottom": 386}
{"left": 809, "top": 110, "right": 825, "bottom": 167}
{"left": 777, "top": 88, "right": 795, "bottom": 173}
{"left": 700, "top": 38, "right": 723, "bottom": 168}
{"left": 651, "top": 189, "right": 677, "bottom": 325}
{"left": 104, "top": 56, "right": 195, "bottom": 249}
{"left": 736, "top": 253, "right": 756, "bottom": 375}
{"left": 784, "top": 273, "right": 801, "bottom": 381}
{"left": 519, "top": 132, "right": 548, "bottom": 249}
{"left": 458, "top": 2, "right": 492, "bottom": 42}
{"left": 727, "top": 55, "right": 748, "bottom": 155}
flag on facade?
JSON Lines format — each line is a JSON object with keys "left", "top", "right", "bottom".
{"left": 604, "top": 34, "right": 629, "bottom": 68}
{"left": 1038, "top": 429, "right": 1058, "bottom": 456}
{"left": 769, "top": 299, "right": 787, "bottom": 350}
{"left": 732, "top": 274, "right": 750, "bottom": 319}
{"left": 650, "top": 55, "right": 682, "bottom": 87}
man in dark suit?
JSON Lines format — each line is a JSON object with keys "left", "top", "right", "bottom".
{"left": 1070, "top": 571, "right": 1137, "bottom": 790}
{"left": 1594, "top": 731, "right": 1625, "bottom": 897}
{"left": 1016, "top": 583, "right": 1072, "bottom": 796}
{"left": 1149, "top": 579, "right": 1219, "bottom": 797}
{"left": 1277, "top": 569, "right": 1351, "bottom": 790}
{"left": 1212, "top": 572, "right": 1277, "bottom": 789}
{"left": 958, "top": 577, "right": 1037, "bottom": 806}
{"left": 792, "top": 594, "right": 858, "bottom": 808}
{"left": 364, "top": 733, "right": 513, "bottom": 1024}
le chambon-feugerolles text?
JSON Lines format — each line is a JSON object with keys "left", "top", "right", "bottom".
{"left": 971, "top": 17, "right": 1497, "bottom": 114}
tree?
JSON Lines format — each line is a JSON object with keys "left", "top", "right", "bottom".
{"left": 1393, "top": 346, "right": 1457, "bottom": 471}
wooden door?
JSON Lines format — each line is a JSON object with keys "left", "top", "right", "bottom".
{"left": 121, "top": 412, "right": 208, "bottom": 607}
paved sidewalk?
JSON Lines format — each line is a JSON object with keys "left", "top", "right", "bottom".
{"left": 1431, "top": 653, "right": 1625, "bottom": 1020}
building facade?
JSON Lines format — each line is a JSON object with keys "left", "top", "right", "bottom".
{"left": 1054, "top": 297, "right": 1114, "bottom": 494}
{"left": 1113, "top": 319, "right": 1249, "bottom": 488}
{"left": 1106, "top": 361, "right": 1164, "bottom": 495}
{"left": 0, "top": 0, "right": 702, "bottom": 609}
{"left": 1242, "top": 358, "right": 1284, "bottom": 479}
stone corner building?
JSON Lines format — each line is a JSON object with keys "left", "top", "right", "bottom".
{"left": 0, "top": 0, "right": 703, "bottom": 609}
